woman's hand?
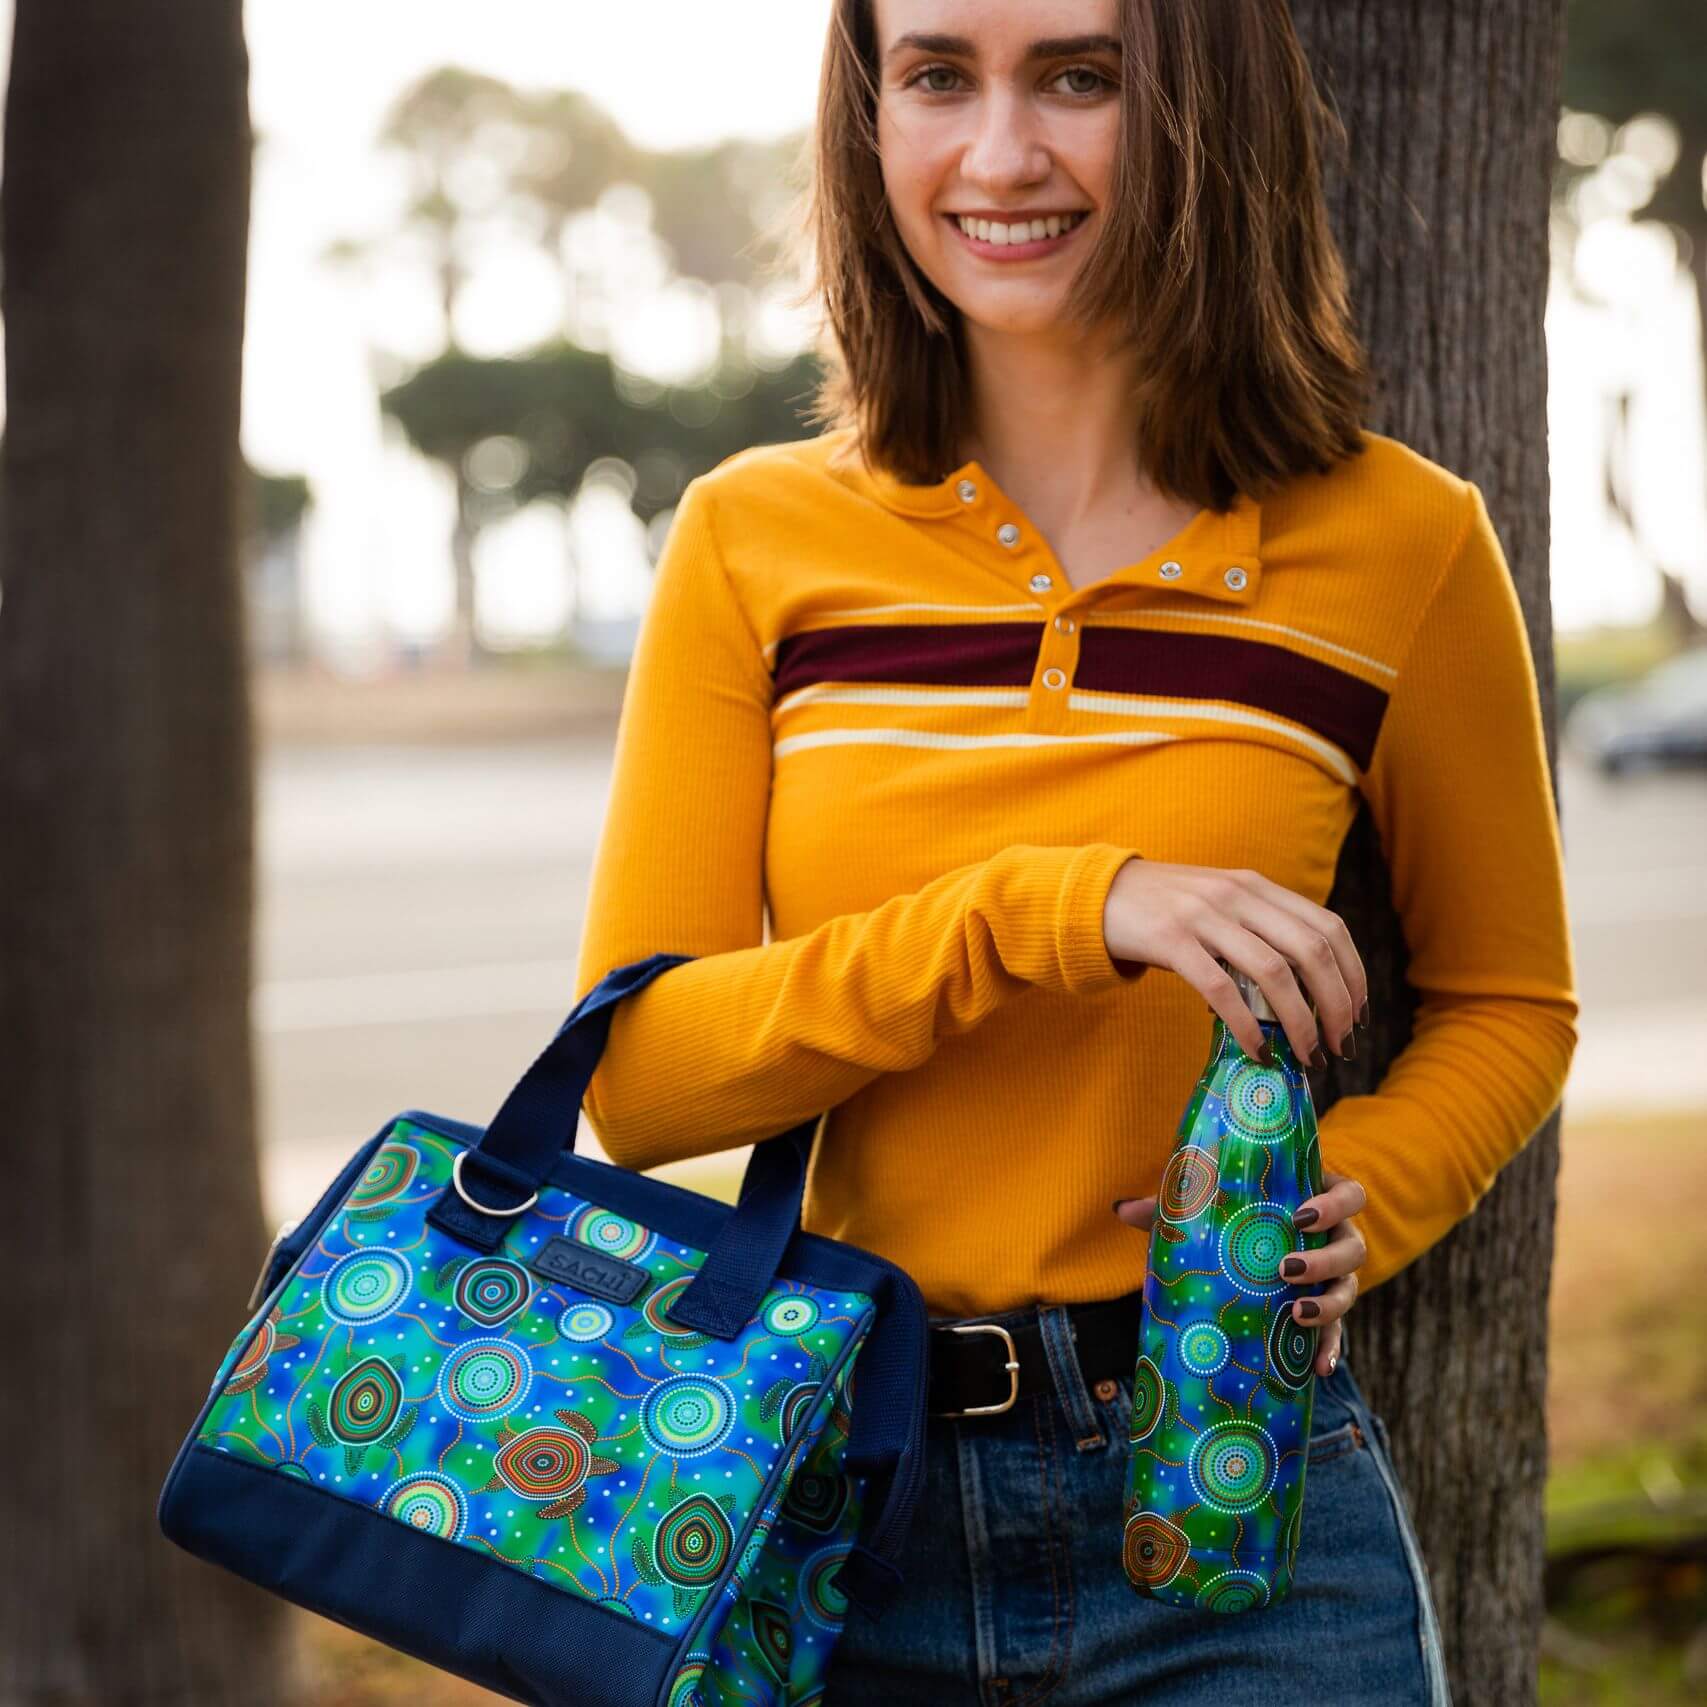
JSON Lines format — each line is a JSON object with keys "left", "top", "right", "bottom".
{"left": 1102, "top": 859, "right": 1370, "bottom": 1064}
{"left": 1112, "top": 1167, "right": 1369, "bottom": 1376}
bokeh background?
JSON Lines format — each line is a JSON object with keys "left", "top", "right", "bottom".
{"left": 2, "top": 2, "right": 1702, "bottom": 1701}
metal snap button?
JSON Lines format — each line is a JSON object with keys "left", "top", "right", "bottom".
{"left": 1158, "top": 560, "right": 1183, "bottom": 580}
{"left": 1094, "top": 1378, "right": 1119, "bottom": 1402}
{"left": 1028, "top": 572, "right": 1053, "bottom": 592}
{"left": 1224, "top": 566, "right": 1249, "bottom": 590}
{"left": 1054, "top": 614, "right": 1075, "bottom": 634}
{"left": 997, "top": 522, "right": 1021, "bottom": 547}
{"left": 1041, "top": 667, "right": 1066, "bottom": 690}
{"left": 957, "top": 478, "right": 977, "bottom": 503}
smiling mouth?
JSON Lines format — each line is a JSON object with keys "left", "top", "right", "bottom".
{"left": 945, "top": 210, "right": 1090, "bottom": 246}
{"left": 942, "top": 211, "right": 1090, "bottom": 260}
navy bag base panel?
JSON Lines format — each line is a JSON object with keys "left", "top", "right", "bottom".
{"left": 162, "top": 1442, "right": 674, "bottom": 1707}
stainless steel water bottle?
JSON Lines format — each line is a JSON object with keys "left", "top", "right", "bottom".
{"left": 1121, "top": 957, "right": 1327, "bottom": 1612}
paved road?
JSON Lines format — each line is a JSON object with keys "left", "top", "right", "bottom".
{"left": 253, "top": 738, "right": 1706, "bottom": 1224}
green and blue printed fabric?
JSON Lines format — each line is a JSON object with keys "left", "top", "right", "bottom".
{"left": 198, "top": 1118, "right": 875, "bottom": 1704}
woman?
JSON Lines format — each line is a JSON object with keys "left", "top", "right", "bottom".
{"left": 573, "top": 1, "right": 1577, "bottom": 1702}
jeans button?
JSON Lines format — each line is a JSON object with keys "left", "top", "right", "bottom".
{"left": 1093, "top": 1378, "right": 1118, "bottom": 1401}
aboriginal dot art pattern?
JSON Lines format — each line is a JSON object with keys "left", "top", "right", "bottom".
{"left": 1122, "top": 1025, "right": 1327, "bottom": 1613}
{"left": 196, "top": 1118, "right": 877, "bottom": 1703}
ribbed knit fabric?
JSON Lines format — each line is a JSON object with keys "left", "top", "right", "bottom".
{"left": 572, "top": 425, "right": 1579, "bottom": 1316}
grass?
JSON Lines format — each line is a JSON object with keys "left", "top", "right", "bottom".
{"left": 1542, "top": 1107, "right": 1707, "bottom": 1702}
{"left": 1547, "top": 1106, "right": 1707, "bottom": 1467}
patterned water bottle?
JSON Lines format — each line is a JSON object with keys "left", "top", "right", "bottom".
{"left": 1121, "top": 957, "right": 1327, "bottom": 1613}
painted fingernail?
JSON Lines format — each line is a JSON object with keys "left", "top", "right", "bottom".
{"left": 1282, "top": 1256, "right": 1307, "bottom": 1277}
{"left": 1357, "top": 998, "right": 1370, "bottom": 1028}
{"left": 1309, "top": 1044, "right": 1327, "bottom": 1070}
{"left": 1298, "top": 1299, "right": 1321, "bottom": 1319}
{"left": 1257, "top": 1039, "right": 1275, "bottom": 1066}
{"left": 1342, "top": 1029, "right": 1357, "bottom": 1060}
{"left": 1292, "top": 1206, "right": 1320, "bottom": 1228}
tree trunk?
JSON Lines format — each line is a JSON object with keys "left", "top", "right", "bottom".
{"left": 0, "top": 3, "right": 296, "bottom": 1702}
{"left": 1291, "top": 3, "right": 1567, "bottom": 1701}
{"left": 1643, "top": 117, "right": 1707, "bottom": 639}
{"left": 448, "top": 461, "right": 490, "bottom": 667}
{"left": 1679, "top": 218, "right": 1707, "bottom": 639}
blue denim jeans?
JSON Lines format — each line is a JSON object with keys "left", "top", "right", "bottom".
{"left": 825, "top": 1301, "right": 1452, "bottom": 1706}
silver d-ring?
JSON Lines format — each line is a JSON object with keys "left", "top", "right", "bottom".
{"left": 452, "top": 1149, "right": 539, "bottom": 1217}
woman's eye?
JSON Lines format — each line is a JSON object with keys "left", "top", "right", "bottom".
{"left": 1054, "top": 66, "right": 1115, "bottom": 98}
{"left": 902, "top": 64, "right": 1115, "bottom": 99}
{"left": 906, "top": 64, "right": 964, "bottom": 95}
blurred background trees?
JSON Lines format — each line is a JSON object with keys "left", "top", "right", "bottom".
{"left": 1560, "top": 0, "right": 1707, "bottom": 649}
{"left": 322, "top": 66, "right": 818, "bottom": 666}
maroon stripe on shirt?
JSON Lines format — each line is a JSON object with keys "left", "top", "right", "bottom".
{"left": 1077, "top": 627, "right": 1388, "bottom": 770}
{"left": 772, "top": 621, "right": 1389, "bottom": 769}
{"left": 773, "top": 622, "right": 1041, "bottom": 694}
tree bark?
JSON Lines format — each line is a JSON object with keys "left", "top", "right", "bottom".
{"left": 0, "top": 2, "right": 296, "bottom": 1701}
{"left": 1290, "top": 4, "right": 1568, "bottom": 1702}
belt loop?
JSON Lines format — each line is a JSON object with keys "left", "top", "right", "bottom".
{"left": 1037, "top": 1304, "right": 1107, "bottom": 1452}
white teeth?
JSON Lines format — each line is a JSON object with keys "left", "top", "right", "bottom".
{"left": 955, "top": 211, "right": 1084, "bottom": 244}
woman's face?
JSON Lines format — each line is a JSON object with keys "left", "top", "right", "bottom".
{"left": 873, "top": 0, "right": 1123, "bottom": 341}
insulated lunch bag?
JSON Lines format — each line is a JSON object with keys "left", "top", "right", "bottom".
{"left": 158, "top": 952, "right": 930, "bottom": 1706}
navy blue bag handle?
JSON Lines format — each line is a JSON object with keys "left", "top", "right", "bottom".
{"left": 421, "top": 951, "right": 927, "bottom": 1617}
{"left": 426, "top": 952, "right": 813, "bottom": 1341}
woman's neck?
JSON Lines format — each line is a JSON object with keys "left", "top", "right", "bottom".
{"left": 957, "top": 320, "right": 1159, "bottom": 521}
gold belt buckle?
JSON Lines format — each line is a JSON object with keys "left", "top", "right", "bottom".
{"left": 932, "top": 1322, "right": 1021, "bottom": 1418}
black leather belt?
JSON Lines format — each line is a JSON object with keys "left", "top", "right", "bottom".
{"left": 926, "top": 1289, "right": 1144, "bottom": 1420}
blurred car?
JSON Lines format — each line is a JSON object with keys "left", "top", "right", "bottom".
{"left": 1564, "top": 645, "right": 1707, "bottom": 775}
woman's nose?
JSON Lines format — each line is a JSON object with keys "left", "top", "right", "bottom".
{"left": 957, "top": 91, "right": 1052, "bottom": 186}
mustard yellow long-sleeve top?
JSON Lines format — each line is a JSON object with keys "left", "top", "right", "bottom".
{"left": 571, "top": 425, "right": 1579, "bottom": 1317}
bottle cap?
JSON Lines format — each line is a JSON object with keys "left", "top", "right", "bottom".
{"left": 1213, "top": 956, "right": 1280, "bottom": 1024}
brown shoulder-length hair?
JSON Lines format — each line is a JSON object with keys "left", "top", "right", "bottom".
{"left": 761, "top": 0, "right": 1371, "bottom": 509}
